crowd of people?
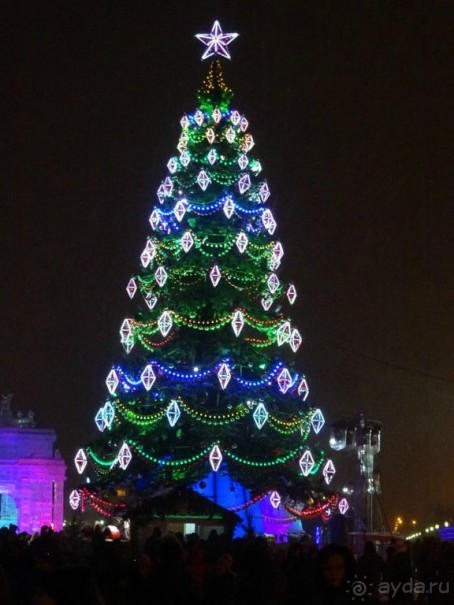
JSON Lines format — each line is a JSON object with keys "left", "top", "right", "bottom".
{"left": 0, "top": 523, "right": 452, "bottom": 604}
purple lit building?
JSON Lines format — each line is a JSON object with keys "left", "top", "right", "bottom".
{"left": 0, "top": 396, "right": 66, "bottom": 533}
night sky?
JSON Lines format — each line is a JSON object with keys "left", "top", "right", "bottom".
{"left": 2, "top": 1, "right": 453, "bottom": 525}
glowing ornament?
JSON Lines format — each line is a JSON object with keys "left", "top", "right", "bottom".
{"left": 240, "top": 116, "right": 249, "bottom": 132}
{"left": 238, "top": 154, "right": 248, "bottom": 169}
{"left": 177, "top": 138, "right": 187, "bottom": 154}
{"left": 287, "top": 284, "right": 297, "bottom": 304}
{"left": 212, "top": 108, "right": 222, "bottom": 123}
{"left": 235, "top": 232, "right": 248, "bottom": 253}
{"left": 103, "top": 402, "right": 115, "bottom": 428}
{"left": 144, "top": 291, "right": 157, "bottom": 310}
{"left": 238, "top": 174, "right": 251, "bottom": 194}
{"left": 209, "top": 265, "right": 221, "bottom": 287}
{"left": 141, "top": 364, "right": 156, "bottom": 391}
{"left": 180, "top": 115, "right": 190, "bottom": 129}
{"left": 180, "top": 151, "right": 190, "bottom": 166}
{"left": 339, "top": 498, "right": 349, "bottom": 515}
{"left": 259, "top": 182, "right": 270, "bottom": 202}
{"left": 290, "top": 328, "right": 302, "bottom": 352}
{"left": 243, "top": 134, "right": 254, "bottom": 152}
{"left": 140, "top": 249, "right": 151, "bottom": 268}
{"left": 261, "top": 297, "right": 273, "bottom": 311}
{"left": 217, "top": 363, "right": 231, "bottom": 390}
{"left": 167, "top": 158, "right": 178, "bottom": 174}
{"left": 276, "top": 321, "right": 291, "bottom": 345}
{"left": 323, "top": 459, "right": 336, "bottom": 485}
{"left": 272, "top": 242, "right": 284, "bottom": 262}
{"left": 154, "top": 266, "right": 168, "bottom": 287}
{"left": 157, "top": 184, "right": 166, "bottom": 204}
{"left": 206, "top": 128, "right": 215, "bottom": 144}
{"left": 225, "top": 127, "right": 235, "bottom": 143}
{"left": 311, "top": 409, "right": 325, "bottom": 434}
{"left": 269, "top": 258, "right": 281, "bottom": 271}
{"left": 166, "top": 400, "right": 181, "bottom": 427}
{"left": 231, "top": 310, "right": 244, "bottom": 337}
{"left": 163, "top": 176, "right": 173, "bottom": 196}
{"left": 209, "top": 444, "right": 223, "bottom": 472}
{"left": 251, "top": 160, "right": 262, "bottom": 174}
{"left": 299, "top": 449, "right": 315, "bottom": 476}
{"left": 262, "top": 209, "right": 277, "bottom": 234}
{"left": 157, "top": 311, "right": 173, "bottom": 337}
{"left": 106, "top": 369, "right": 119, "bottom": 395}
{"left": 194, "top": 110, "right": 204, "bottom": 126}
{"left": 297, "top": 378, "right": 309, "bottom": 401}
{"left": 149, "top": 210, "right": 160, "bottom": 230}
{"left": 126, "top": 278, "right": 137, "bottom": 299}
{"left": 118, "top": 443, "right": 132, "bottom": 470}
{"left": 195, "top": 20, "right": 239, "bottom": 61}
{"left": 277, "top": 368, "right": 293, "bottom": 394}
{"left": 207, "top": 149, "right": 217, "bottom": 165}
{"left": 267, "top": 273, "right": 280, "bottom": 294}
{"left": 122, "top": 336, "right": 134, "bottom": 354}
{"left": 253, "top": 402, "right": 268, "bottom": 430}
{"left": 95, "top": 408, "right": 106, "bottom": 432}
{"left": 120, "top": 318, "right": 132, "bottom": 341}
{"left": 181, "top": 231, "right": 194, "bottom": 252}
{"left": 269, "top": 491, "right": 281, "bottom": 509}
{"left": 174, "top": 199, "right": 187, "bottom": 222}
{"left": 197, "top": 170, "right": 210, "bottom": 191}
{"left": 223, "top": 198, "right": 234, "bottom": 218}
{"left": 74, "top": 449, "right": 87, "bottom": 474}
{"left": 230, "top": 110, "right": 241, "bottom": 126}
{"left": 69, "top": 490, "right": 80, "bottom": 510}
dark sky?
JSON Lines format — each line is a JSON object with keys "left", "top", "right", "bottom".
{"left": 2, "top": 1, "right": 453, "bottom": 525}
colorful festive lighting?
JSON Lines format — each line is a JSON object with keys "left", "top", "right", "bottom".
{"left": 299, "top": 449, "right": 315, "bottom": 476}
{"left": 194, "top": 110, "right": 204, "bottom": 126}
{"left": 140, "top": 364, "right": 156, "bottom": 391}
{"left": 339, "top": 498, "right": 349, "bottom": 515}
{"left": 154, "top": 266, "right": 168, "bottom": 287}
{"left": 74, "top": 449, "right": 87, "bottom": 474}
{"left": 143, "top": 292, "right": 158, "bottom": 310}
{"left": 206, "top": 128, "right": 215, "bottom": 143}
{"left": 223, "top": 198, "right": 234, "bottom": 218}
{"left": 235, "top": 232, "right": 248, "bottom": 253}
{"left": 209, "top": 444, "right": 223, "bottom": 471}
{"left": 253, "top": 402, "right": 268, "bottom": 430}
{"left": 231, "top": 310, "right": 245, "bottom": 336}
{"left": 290, "top": 328, "right": 302, "bottom": 352}
{"left": 209, "top": 265, "right": 221, "bottom": 287}
{"left": 167, "top": 158, "right": 178, "bottom": 174}
{"left": 238, "top": 154, "right": 248, "bottom": 169}
{"left": 311, "top": 409, "right": 325, "bottom": 434}
{"left": 149, "top": 209, "right": 160, "bottom": 230}
{"left": 207, "top": 149, "right": 217, "bottom": 165}
{"left": 267, "top": 273, "right": 280, "bottom": 294}
{"left": 118, "top": 443, "right": 132, "bottom": 470}
{"left": 262, "top": 209, "right": 277, "bottom": 234}
{"left": 197, "top": 170, "right": 210, "bottom": 191}
{"left": 195, "top": 20, "right": 239, "bottom": 61}
{"left": 276, "top": 321, "right": 291, "bottom": 345}
{"left": 181, "top": 231, "right": 194, "bottom": 252}
{"left": 277, "top": 368, "right": 292, "bottom": 394}
{"left": 217, "top": 363, "right": 231, "bottom": 389}
{"left": 323, "top": 459, "right": 336, "bottom": 484}
{"left": 69, "top": 490, "right": 81, "bottom": 510}
{"left": 238, "top": 174, "right": 251, "bottom": 194}
{"left": 174, "top": 199, "right": 187, "bottom": 222}
{"left": 166, "top": 400, "right": 181, "bottom": 427}
{"left": 261, "top": 297, "right": 273, "bottom": 311}
{"left": 126, "top": 278, "right": 137, "bottom": 299}
{"left": 298, "top": 378, "right": 309, "bottom": 401}
{"left": 106, "top": 370, "right": 119, "bottom": 395}
{"left": 259, "top": 182, "right": 270, "bottom": 202}
{"left": 287, "top": 284, "right": 297, "bottom": 305}
{"left": 269, "top": 491, "right": 281, "bottom": 509}
{"left": 157, "top": 311, "right": 173, "bottom": 337}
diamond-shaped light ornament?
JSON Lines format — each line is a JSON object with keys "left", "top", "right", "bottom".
{"left": 118, "top": 443, "right": 132, "bottom": 470}
{"left": 311, "top": 409, "right": 325, "bottom": 434}
{"left": 290, "top": 328, "right": 302, "bottom": 352}
{"left": 269, "top": 257, "right": 281, "bottom": 271}
{"left": 238, "top": 154, "right": 248, "bottom": 169}
{"left": 267, "top": 273, "right": 280, "bottom": 294}
{"left": 253, "top": 402, "right": 268, "bottom": 430}
{"left": 180, "top": 115, "right": 190, "bottom": 128}
{"left": 240, "top": 116, "right": 249, "bottom": 132}
{"left": 181, "top": 231, "right": 194, "bottom": 252}
{"left": 174, "top": 199, "right": 187, "bottom": 222}
{"left": 149, "top": 209, "right": 160, "bottom": 230}
{"left": 276, "top": 321, "right": 291, "bottom": 346}
{"left": 235, "top": 232, "right": 248, "bottom": 253}
{"left": 339, "top": 498, "right": 349, "bottom": 515}
{"left": 156, "top": 184, "right": 166, "bottom": 204}
{"left": 269, "top": 491, "right": 281, "bottom": 509}
{"left": 323, "top": 459, "right": 336, "bottom": 485}
{"left": 223, "top": 198, "right": 234, "bottom": 218}
{"left": 146, "top": 238, "right": 156, "bottom": 253}
{"left": 141, "top": 364, "right": 156, "bottom": 391}
{"left": 209, "top": 265, "right": 221, "bottom": 287}
{"left": 155, "top": 266, "right": 168, "bottom": 287}
{"left": 273, "top": 242, "right": 284, "bottom": 262}
{"left": 209, "top": 444, "right": 223, "bottom": 472}
{"left": 206, "top": 128, "right": 215, "bottom": 144}
{"left": 157, "top": 311, "right": 173, "bottom": 337}
{"left": 212, "top": 108, "right": 222, "bottom": 123}
{"left": 243, "top": 134, "right": 254, "bottom": 152}
{"left": 259, "top": 182, "right": 270, "bottom": 202}
{"left": 119, "top": 319, "right": 132, "bottom": 341}
{"left": 197, "top": 170, "right": 210, "bottom": 191}
{"left": 143, "top": 291, "right": 158, "bottom": 310}
{"left": 297, "top": 378, "right": 309, "bottom": 401}
{"left": 180, "top": 151, "right": 190, "bottom": 166}
{"left": 277, "top": 368, "right": 293, "bottom": 394}
{"left": 195, "top": 20, "right": 239, "bottom": 61}
{"left": 140, "top": 248, "right": 151, "bottom": 268}
{"left": 194, "top": 110, "right": 204, "bottom": 126}
{"left": 95, "top": 408, "right": 106, "bottom": 432}
{"left": 74, "top": 449, "right": 87, "bottom": 474}
{"left": 69, "top": 490, "right": 81, "bottom": 510}
{"left": 231, "top": 310, "right": 244, "bottom": 337}
{"left": 238, "top": 174, "right": 251, "bottom": 194}
{"left": 262, "top": 209, "right": 277, "bottom": 235}
{"left": 166, "top": 400, "right": 181, "bottom": 427}
{"left": 287, "top": 284, "right": 297, "bottom": 305}
{"left": 122, "top": 336, "right": 134, "bottom": 354}
{"left": 167, "top": 158, "right": 178, "bottom": 174}
{"left": 230, "top": 110, "right": 241, "bottom": 126}
{"left": 102, "top": 402, "right": 115, "bottom": 428}
{"left": 261, "top": 297, "right": 273, "bottom": 311}
{"left": 163, "top": 176, "right": 173, "bottom": 196}
{"left": 225, "top": 127, "right": 235, "bottom": 143}
{"left": 217, "top": 363, "right": 231, "bottom": 390}
{"left": 126, "top": 278, "right": 137, "bottom": 299}
{"left": 299, "top": 449, "right": 315, "bottom": 476}
{"left": 106, "top": 369, "right": 119, "bottom": 395}
{"left": 207, "top": 149, "right": 217, "bottom": 165}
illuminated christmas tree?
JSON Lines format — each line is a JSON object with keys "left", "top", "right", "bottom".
{"left": 75, "top": 21, "right": 340, "bottom": 534}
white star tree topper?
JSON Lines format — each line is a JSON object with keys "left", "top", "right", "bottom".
{"left": 195, "top": 21, "right": 239, "bottom": 60}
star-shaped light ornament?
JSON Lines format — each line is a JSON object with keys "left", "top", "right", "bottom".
{"left": 195, "top": 21, "right": 239, "bottom": 61}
